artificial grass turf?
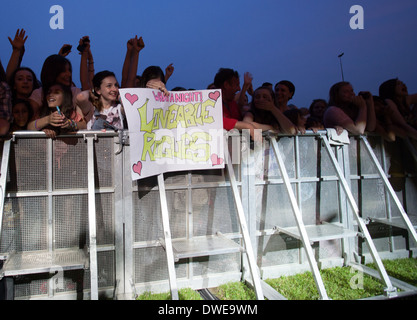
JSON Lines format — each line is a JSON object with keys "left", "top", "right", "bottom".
{"left": 265, "top": 266, "right": 385, "bottom": 300}
{"left": 367, "top": 257, "right": 417, "bottom": 287}
{"left": 135, "top": 258, "right": 417, "bottom": 300}
{"left": 137, "top": 287, "right": 203, "bottom": 300}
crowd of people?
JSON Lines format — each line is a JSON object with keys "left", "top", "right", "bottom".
{"left": 1, "top": 28, "right": 417, "bottom": 145}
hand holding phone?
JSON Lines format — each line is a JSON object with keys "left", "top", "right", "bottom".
{"left": 77, "top": 36, "right": 90, "bottom": 53}
{"left": 60, "top": 44, "right": 72, "bottom": 56}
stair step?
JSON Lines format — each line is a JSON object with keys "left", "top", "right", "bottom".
{"left": 1, "top": 249, "right": 88, "bottom": 277}
{"left": 160, "top": 235, "right": 244, "bottom": 262}
{"left": 275, "top": 223, "right": 357, "bottom": 242}
{"left": 370, "top": 214, "right": 417, "bottom": 230}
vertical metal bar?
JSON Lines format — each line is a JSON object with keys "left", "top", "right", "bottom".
{"left": 361, "top": 136, "right": 417, "bottom": 244}
{"left": 157, "top": 173, "right": 179, "bottom": 300}
{"left": 86, "top": 136, "right": 99, "bottom": 300}
{"left": 248, "top": 131, "right": 260, "bottom": 259}
{"left": 379, "top": 137, "right": 395, "bottom": 252}
{"left": 47, "top": 138, "right": 54, "bottom": 297}
{"left": 270, "top": 137, "right": 329, "bottom": 300}
{"left": 294, "top": 136, "right": 302, "bottom": 209}
{"left": 0, "top": 140, "right": 11, "bottom": 243}
{"left": 187, "top": 172, "right": 194, "bottom": 283}
{"left": 321, "top": 135, "right": 396, "bottom": 294}
{"left": 47, "top": 139, "right": 53, "bottom": 252}
{"left": 225, "top": 133, "right": 264, "bottom": 300}
{"left": 336, "top": 143, "right": 355, "bottom": 262}
{"left": 114, "top": 135, "right": 126, "bottom": 298}
{"left": 294, "top": 136, "right": 305, "bottom": 265}
{"left": 122, "top": 145, "right": 134, "bottom": 298}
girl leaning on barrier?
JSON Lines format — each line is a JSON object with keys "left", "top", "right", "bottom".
{"left": 323, "top": 81, "right": 376, "bottom": 136}
{"left": 76, "top": 70, "right": 125, "bottom": 131}
{"left": 27, "top": 83, "right": 85, "bottom": 138}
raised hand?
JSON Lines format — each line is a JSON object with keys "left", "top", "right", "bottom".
{"left": 8, "top": 28, "right": 28, "bottom": 51}
{"left": 243, "top": 72, "right": 253, "bottom": 86}
{"left": 165, "top": 63, "right": 174, "bottom": 82}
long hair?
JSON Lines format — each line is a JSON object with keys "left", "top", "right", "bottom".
{"left": 249, "top": 86, "right": 279, "bottom": 127}
{"left": 90, "top": 70, "right": 117, "bottom": 112}
{"left": 40, "top": 54, "right": 73, "bottom": 89}
{"left": 8, "top": 67, "right": 41, "bottom": 102}
{"left": 379, "top": 78, "right": 398, "bottom": 101}
{"left": 328, "top": 81, "right": 351, "bottom": 107}
{"left": 308, "top": 99, "right": 328, "bottom": 118}
{"left": 139, "top": 66, "right": 166, "bottom": 88}
{"left": 39, "top": 83, "right": 73, "bottom": 119}
{"left": 378, "top": 78, "right": 409, "bottom": 116}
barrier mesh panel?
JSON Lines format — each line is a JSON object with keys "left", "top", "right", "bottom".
{"left": 8, "top": 139, "right": 47, "bottom": 192}
{"left": 1, "top": 197, "right": 48, "bottom": 253}
{"left": 1, "top": 135, "right": 116, "bottom": 299}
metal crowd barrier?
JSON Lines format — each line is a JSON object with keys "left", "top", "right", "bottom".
{"left": 0, "top": 130, "right": 416, "bottom": 300}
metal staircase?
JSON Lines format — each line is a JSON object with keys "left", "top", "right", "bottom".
{"left": 262, "top": 132, "right": 403, "bottom": 299}
{"left": 157, "top": 134, "right": 264, "bottom": 300}
{"left": 363, "top": 136, "right": 417, "bottom": 240}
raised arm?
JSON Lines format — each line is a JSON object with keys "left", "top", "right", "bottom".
{"left": 164, "top": 63, "right": 174, "bottom": 83}
{"left": 360, "top": 91, "right": 376, "bottom": 132}
{"left": 349, "top": 95, "right": 368, "bottom": 134}
{"left": 238, "top": 72, "right": 253, "bottom": 108}
{"left": 6, "top": 28, "right": 28, "bottom": 82}
{"left": 79, "top": 36, "right": 93, "bottom": 90}
{"left": 122, "top": 36, "right": 145, "bottom": 88}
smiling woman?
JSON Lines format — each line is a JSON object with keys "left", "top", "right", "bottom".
{"left": 27, "top": 83, "right": 85, "bottom": 138}
{"left": 76, "top": 70, "right": 125, "bottom": 131}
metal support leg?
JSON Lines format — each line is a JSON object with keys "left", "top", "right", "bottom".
{"left": 270, "top": 137, "right": 329, "bottom": 300}
{"left": 157, "top": 173, "right": 179, "bottom": 300}
{"left": 224, "top": 135, "right": 264, "bottom": 300}
{"left": 86, "top": 136, "right": 99, "bottom": 300}
{"left": 361, "top": 136, "right": 417, "bottom": 244}
{"left": 320, "top": 135, "right": 397, "bottom": 296}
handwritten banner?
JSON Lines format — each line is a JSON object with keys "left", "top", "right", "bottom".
{"left": 119, "top": 88, "right": 225, "bottom": 180}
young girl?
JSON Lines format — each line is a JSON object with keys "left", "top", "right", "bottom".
{"left": 323, "top": 81, "right": 376, "bottom": 135}
{"left": 305, "top": 99, "right": 328, "bottom": 132}
{"left": 243, "top": 86, "right": 297, "bottom": 134}
{"left": 29, "top": 54, "right": 93, "bottom": 122}
{"left": 10, "top": 98, "right": 33, "bottom": 131}
{"left": 77, "top": 70, "right": 125, "bottom": 131}
{"left": 274, "top": 80, "right": 297, "bottom": 112}
{"left": 9, "top": 67, "right": 40, "bottom": 103}
{"left": 379, "top": 78, "right": 417, "bottom": 129}
{"left": 27, "top": 83, "right": 85, "bottom": 138}
{"left": 139, "top": 66, "right": 169, "bottom": 96}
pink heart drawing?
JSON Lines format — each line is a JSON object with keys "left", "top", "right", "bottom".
{"left": 211, "top": 154, "right": 224, "bottom": 166}
{"left": 209, "top": 91, "right": 220, "bottom": 102}
{"left": 125, "top": 93, "right": 138, "bottom": 105}
{"left": 132, "top": 161, "right": 142, "bottom": 175}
